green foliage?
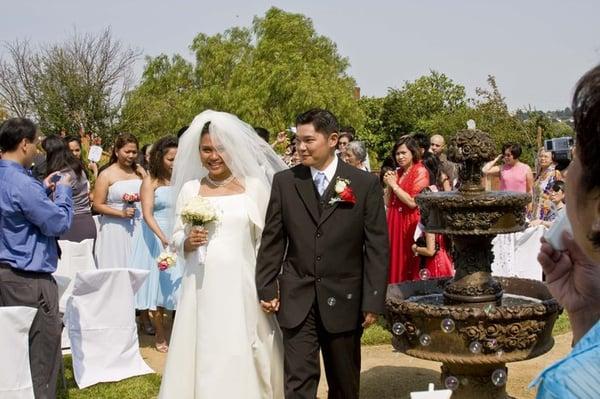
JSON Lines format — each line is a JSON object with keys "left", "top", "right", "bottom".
{"left": 120, "top": 7, "right": 363, "bottom": 142}
{"left": 373, "top": 73, "right": 573, "bottom": 167}
{"left": 361, "top": 317, "right": 392, "bottom": 345}
{"left": 357, "top": 97, "right": 386, "bottom": 165}
{"left": 381, "top": 70, "right": 467, "bottom": 141}
{"left": 552, "top": 312, "right": 571, "bottom": 336}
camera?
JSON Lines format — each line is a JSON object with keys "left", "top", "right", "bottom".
{"left": 50, "top": 173, "right": 62, "bottom": 183}
{"left": 544, "top": 136, "right": 574, "bottom": 162}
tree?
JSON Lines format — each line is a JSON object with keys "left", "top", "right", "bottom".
{"left": 0, "top": 29, "right": 140, "bottom": 139}
{"left": 380, "top": 71, "right": 467, "bottom": 143}
{"left": 120, "top": 7, "right": 363, "bottom": 141}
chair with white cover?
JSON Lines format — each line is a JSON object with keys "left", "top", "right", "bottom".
{"left": 55, "top": 239, "right": 96, "bottom": 313}
{"left": 65, "top": 268, "right": 153, "bottom": 388}
{"left": 0, "top": 306, "right": 38, "bottom": 399}
{"left": 514, "top": 225, "right": 545, "bottom": 281}
{"left": 54, "top": 238, "right": 96, "bottom": 350}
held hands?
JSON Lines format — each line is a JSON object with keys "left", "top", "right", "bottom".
{"left": 184, "top": 227, "right": 209, "bottom": 252}
{"left": 260, "top": 298, "right": 280, "bottom": 314}
{"left": 362, "top": 312, "right": 378, "bottom": 329}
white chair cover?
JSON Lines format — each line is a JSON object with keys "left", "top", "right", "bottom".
{"left": 54, "top": 239, "right": 96, "bottom": 350}
{"left": 491, "top": 226, "right": 545, "bottom": 281}
{"left": 55, "top": 239, "right": 96, "bottom": 313}
{"left": 0, "top": 306, "right": 38, "bottom": 399}
{"left": 65, "top": 268, "right": 153, "bottom": 388}
{"left": 514, "top": 225, "right": 545, "bottom": 281}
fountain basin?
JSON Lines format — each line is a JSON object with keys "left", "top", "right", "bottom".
{"left": 418, "top": 191, "right": 531, "bottom": 236}
{"left": 386, "top": 277, "right": 562, "bottom": 364}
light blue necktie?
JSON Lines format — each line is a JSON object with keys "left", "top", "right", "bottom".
{"left": 315, "top": 172, "right": 327, "bottom": 196}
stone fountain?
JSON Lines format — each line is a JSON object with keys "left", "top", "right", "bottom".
{"left": 385, "top": 127, "right": 562, "bottom": 398}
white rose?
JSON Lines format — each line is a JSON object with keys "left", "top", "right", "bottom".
{"left": 334, "top": 180, "right": 346, "bottom": 194}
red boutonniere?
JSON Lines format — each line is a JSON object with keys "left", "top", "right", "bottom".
{"left": 329, "top": 177, "right": 356, "bottom": 205}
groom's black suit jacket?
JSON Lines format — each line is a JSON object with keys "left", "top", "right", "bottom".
{"left": 256, "top": 160, "right": 389, "bottom": 334}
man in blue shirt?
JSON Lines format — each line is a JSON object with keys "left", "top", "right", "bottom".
{"left": 0, "top": 118, "right": 73, "bottom": 399}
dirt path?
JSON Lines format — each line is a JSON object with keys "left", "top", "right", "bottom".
{"left": 139, "top": 324, "right": 571, "bottom": 399}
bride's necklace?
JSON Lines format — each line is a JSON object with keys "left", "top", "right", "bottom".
{"left": 206, "top": 174, "right": 235, "bottom": 187}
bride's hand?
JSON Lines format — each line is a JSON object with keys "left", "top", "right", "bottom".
{"left": 260, "top": 298, "right": 280, "bottom": 313}
{"left": 184, "top": 228, "right": 208, "bottom": 252}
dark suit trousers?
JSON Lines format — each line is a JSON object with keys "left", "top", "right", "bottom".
{"left": 0, "top": 263, "right": 62, "bottom": 399}
{"left": 281, "top": 301, "right": 362, "bottom": 399}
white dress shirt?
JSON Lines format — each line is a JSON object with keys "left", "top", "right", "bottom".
{"left": 310, "top": 155, "right": 338, "bottom": 193}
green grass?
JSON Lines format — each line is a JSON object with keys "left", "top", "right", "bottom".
{"left": 552, "top": 312, "right": 571, "bottom": 336}
{"left": 55, "top": 314, "right": 572, "bottom": 398}
{"left": 57, "top": 355, "right": 161, "bottom": 399}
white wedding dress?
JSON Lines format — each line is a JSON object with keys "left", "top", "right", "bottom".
{"left": 159, "top": 180, "right": 284, "bottom": 399}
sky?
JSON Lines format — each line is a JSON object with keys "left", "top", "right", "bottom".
{"left": 2, "top": 0, "right": 600, "bottom": 111}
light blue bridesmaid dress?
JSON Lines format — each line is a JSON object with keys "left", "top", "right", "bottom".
{"left": 130, "top": 186, "right": 182, "bottom": 310}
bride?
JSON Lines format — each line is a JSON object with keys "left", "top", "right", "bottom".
{"left": 159, "top": 111, "right": 286, "bottom": 398}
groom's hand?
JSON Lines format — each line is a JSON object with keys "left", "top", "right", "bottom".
{"left": 260, "top": 298, "right": 280, "bottom": 313}
{"left": 362, "top": 312, "right": 378, "bottom": 328}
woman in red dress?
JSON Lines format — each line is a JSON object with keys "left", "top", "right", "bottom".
{"left": 383, "top": 137, "right": 429, "bottom": 283}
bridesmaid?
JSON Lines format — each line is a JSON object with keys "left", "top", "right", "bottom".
{"left": 130, "top": 136, "right": 181, "bottom": 352}
{"left": 93, "top": 133, "right": 146, "bottom": 270}
{"left": 42, "top": 136, "right": 96, "bottom": 242}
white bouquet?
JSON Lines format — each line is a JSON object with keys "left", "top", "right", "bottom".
{"left": 181, "top": 196, "right": 218, "bottom": 227}
{"left": 180, "top": 196, "right": 218, "bottom": 264}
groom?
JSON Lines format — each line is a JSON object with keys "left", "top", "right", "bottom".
{"left": 256, "top": 108, "right": 389, "bottom": 398}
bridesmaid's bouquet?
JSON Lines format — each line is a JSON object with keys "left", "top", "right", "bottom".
{"left": 157, "top": 251, "right": 177, "bottom": 271}
{"left": 122, "top": 193, "right": 140, "bottom": 206}
{"left": 181, "top": 196, "right": 218, "bottom": 227}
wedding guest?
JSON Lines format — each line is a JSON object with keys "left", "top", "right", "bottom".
{"left": 430, "top": 134, "right": 458, "bottom": 187}
{"left": 0, "top": 118, "right": 73, "bottom": 399}
{"left": 65, "top": 135, "right": 99, "bottom": 181}
{"left": 93, "top": 133, "right": 149, "bottom": 331}
{"left": 530, "top": 181, "right": 565, "bottom": 228}
{"left": 412, "top": 214, "right": 454, "bottom": 279}
{"left": 139, "top": 143, "right": 152, "bottom": 171}
{"left": 412, "top": 131, "right": 430, "bottom": 156}
{"left": 422, "top": 152, "right": 452, "bottom": 192}
{"left": 383, "top": 137, "right": 429, "bottom": 282}
{"left": 93, "top": 133, "right": 145, "bottom": 269}
{"left": 43, "top": 136, "right": 96, "bottom": 242}
{"left": 482, "top": 143, "right": 534, "bottom": 195}
{"left": 130, "top": 136, "right": 182, "bottom": 352}
{"left": 532, "top": 63, "right": 600, "bottom": 398}
{"left": 337, "top": 130, "right": 353, "bottom": 156}
{"left": 531, "top": 148, "right": 562, "bottom": 221}
{"left": 253, "top": 126, "right": 270, "bottom": 142}
{"left": 344, "top": 140, "right": 368, "bottom": 170}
